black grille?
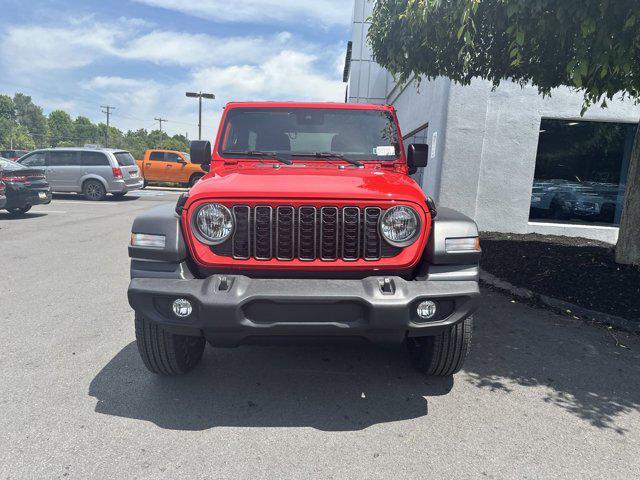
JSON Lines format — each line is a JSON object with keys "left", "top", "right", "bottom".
{"left": 213, "top": 205, "right": 402, "bottom": 261}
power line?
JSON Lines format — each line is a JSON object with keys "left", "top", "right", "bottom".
{"left": 101, "top": 105, "right": 115, "bottom": 148}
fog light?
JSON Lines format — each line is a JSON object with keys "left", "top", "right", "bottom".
{"left": 417, "top": 300, "right": 437, "bottom": 320}
{"left": 172, "top": 298, "right": 192, "bottom": 318}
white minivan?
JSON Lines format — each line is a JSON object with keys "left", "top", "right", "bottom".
{"left": 18, "top": 148, "right": 143, "bottom": 200}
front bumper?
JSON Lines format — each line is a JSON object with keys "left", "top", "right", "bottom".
{"left": 128, "top": 274, "right": 479, "bottom": 346}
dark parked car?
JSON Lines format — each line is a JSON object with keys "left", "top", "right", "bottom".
{"left": 0, "top": 177, "right": 6, "bottom": 210}
{"left": 0, "top": 158, "right": 52, "bottom": 215}
{"left": 0, "top": 150, "right": 29, "bottom": 161}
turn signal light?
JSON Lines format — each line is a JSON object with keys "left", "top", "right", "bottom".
{"left": 445, "top": 237, "right": 480, "bottom": 253}
{"left": 112, "top": 167, "right": 123, "bottom": 179}
{"left": 131, "top": 233, "right": 166, "bottom": 248}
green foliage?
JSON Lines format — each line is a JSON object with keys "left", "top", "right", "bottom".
{"left": 0, "top": 95, "right": 16, "bottom": 122}
{"left": 368, "top": 0, "right": 640, "bottom": 110}
{"left": 48, "top": 110, "right": 75, "bottom": 147}
{"left": 0, "top": 91, "right": 191, "bottom": 155}
{"left": 0, "top": 119, "right": 36, "bottom": 150}
{"left": 13, "top": 93, "right": 48, "bottom": 146}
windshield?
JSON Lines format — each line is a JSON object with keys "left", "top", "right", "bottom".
{"left": 220, "top": 108, "right": 400, "bottom": 161}
{"left": 114, "top": 152, "right": 136, "bottom": 166}
{"left": 0, "top": 158, "right": 24, "bottom": 170}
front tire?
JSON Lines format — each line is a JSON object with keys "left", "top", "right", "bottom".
{"left": 407, "top": 316, "right": 473, "bottom": 376}
{"left": 83, "top": 179, "right": 107, "bottom": 201}
{"left": 135, "top": 314, "right": 205, "bottom": 375}
{"left": 189, "top": 173, "right": 204, "bottom": 187}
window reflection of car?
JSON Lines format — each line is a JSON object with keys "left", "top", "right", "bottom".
{"left": 530, "top": 179, "right": 575, "bottom": 219}
{"left": 530, "top": 179, "right": 621, "bottom": 222}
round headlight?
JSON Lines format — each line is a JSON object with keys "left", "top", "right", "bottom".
{"left": 192, "top": 203, "right": 234, "bottom": 245}
{"left": 379, "top": 205, "right": 420, "bottom": 247}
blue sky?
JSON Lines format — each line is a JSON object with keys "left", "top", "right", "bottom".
{"left": 0, "top": 0, "right": 352, "bottom": 139}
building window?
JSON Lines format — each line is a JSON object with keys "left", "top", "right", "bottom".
{"left": 529, "top": 119, "right": 636, "bottom": 226}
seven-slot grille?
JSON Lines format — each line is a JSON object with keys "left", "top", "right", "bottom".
{"left": 217, "top": 205, "right": 401, "bottom": 261}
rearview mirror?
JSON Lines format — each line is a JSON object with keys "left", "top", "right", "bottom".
{"left": 407, "top": 143, "right": 428, "bottom": 175}
{"left": 190, "top": 140, "right": 212, "bottom": 166}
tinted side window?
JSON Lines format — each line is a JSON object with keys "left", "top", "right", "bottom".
{"left": 149, "top": 151, "right": 165, "bottom": 161}
{"left": 20, "top": 152, "right": 46, "bottom": 167}
{"left": 49, "top": 151, "right": 79, "bottom": 167}
{"left": 166, "top": 153, "right": 182, "bottom": 162}
{"left": 81, "top": 152, "right": 110, "bottom": 166}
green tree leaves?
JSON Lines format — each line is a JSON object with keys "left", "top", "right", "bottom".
{"left": 368, "top": 0, "right": 640, "bottom": 110}
{"left": 0, "top": 92, "right": 190, "bottom": 156}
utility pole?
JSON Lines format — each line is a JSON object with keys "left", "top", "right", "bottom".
{"left": 185, "top": 92, "right": 215, "bottom": 140}
{"left": 155, "top": 117, "right": 167, "bottom": 148}
{"left": 101, "top": 105, "right": 115, "bottom": 148}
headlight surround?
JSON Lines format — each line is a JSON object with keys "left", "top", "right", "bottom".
{"left": 191, "top": 203, "right": 234, "bottom": 245}
{"left": 379, "top": 205, "right": 420, "bottom": 247}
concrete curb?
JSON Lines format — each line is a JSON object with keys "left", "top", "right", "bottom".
{"left": 479, "top": 270, "right": 640, "bottom": 334}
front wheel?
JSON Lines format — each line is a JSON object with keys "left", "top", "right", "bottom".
{"left": 407, "top": 316, "right": 473, "bottom": 376}
{"left": 7, "top": 205, "right": 32, "bottom": 215}
{"left": 189, "top": 173, "right": 204, "bottom": 187}
{"left": 135, "top": 314, "right": 206, "bottom": 375}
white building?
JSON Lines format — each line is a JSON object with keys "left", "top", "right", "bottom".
{"left": 346, "top": 0, "right": 640, "bottom": 243}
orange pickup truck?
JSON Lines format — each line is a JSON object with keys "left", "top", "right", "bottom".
{"left": 136, "top": 149, "right": 206, "bottom": 187}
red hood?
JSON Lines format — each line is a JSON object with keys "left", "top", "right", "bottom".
{"left": 187, "top": 164, "right": 426, "bottom": 207}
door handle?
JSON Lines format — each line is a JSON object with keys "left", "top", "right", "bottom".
{"left": 146, "top": 163, "right": 151, "bottom": 166}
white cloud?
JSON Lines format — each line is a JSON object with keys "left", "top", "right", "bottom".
{"left": 1, "top": 23, "right": 121, "bottom": 70}
{"left": 1, "top": 18, "right": 318, "bottom": 72}
{"left": 190, "top": 50, "right": 344, "bottom": 101}
{"left": 122, "top": 31, "right": 295, "bottom": 67}
{"left": 1, "top": 14, "right": 347, "bottom": 139}
{"left": 132, "top": 0, "right": 350, "bottom": 26}
{"left": 82, "top": 50, "right": 344, "bottom": 138}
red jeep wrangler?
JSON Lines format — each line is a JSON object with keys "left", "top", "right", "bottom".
{"left": 128, "top": 102, "right": 480, "bottom": 376}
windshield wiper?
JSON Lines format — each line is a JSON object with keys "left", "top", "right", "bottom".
{"left": 222, "top": 150, "right": 293, "bottom": 165}
{"left": 295, "top": 152, "right": 363, "bottom": 168}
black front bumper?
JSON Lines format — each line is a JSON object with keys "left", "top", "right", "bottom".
{"left": 128, "top": 274, "right": 479, "bottom": 346}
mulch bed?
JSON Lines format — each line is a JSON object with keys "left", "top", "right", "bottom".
{"left": 480, "top": 232, "right": 640, "bottom": 321}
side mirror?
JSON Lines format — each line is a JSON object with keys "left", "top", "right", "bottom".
{"left": 407, "top": 143, "right": 428, "bottom": 175}
{"left": 190, "top": 140, "right": 212, "bottom": 166}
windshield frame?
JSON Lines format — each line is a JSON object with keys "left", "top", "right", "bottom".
{"left": 216, "top": 106, "right": 402, "bottom": 163}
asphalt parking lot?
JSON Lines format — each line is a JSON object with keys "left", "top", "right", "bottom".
{"left": 1, "top": 191, "right": 639, "bottom": 479}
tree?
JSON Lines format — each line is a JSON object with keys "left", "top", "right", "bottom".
{"left": 368, "top": 0, "right": 640, "bottom": 265}
{"left": 0, "top": 119, "right": 35, "bottom": 149}
{"left": 74, "top": 116, "right": 101, "bottom": 145}
{"left": 48, "top": 110, "right": 75, "bottom": 146}
{"left": 13, "top": 93, "right": 48, "bottom": 147}
{"left": 0, "top": 95, "right": 15, "bottom": 122}
{"left": 164, "top": 134, "right": 189, "bottom": 153}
